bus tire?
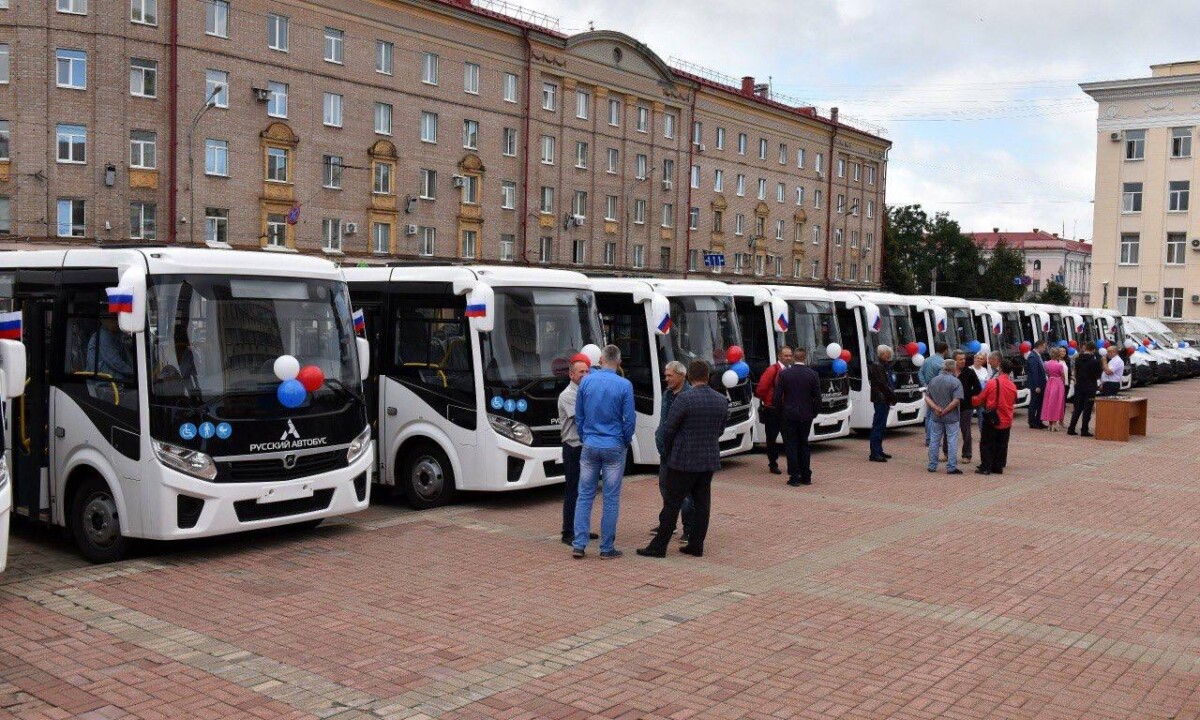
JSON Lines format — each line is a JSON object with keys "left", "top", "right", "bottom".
{"left": 69, "top": 476, "right": 129, "bottom": 564}
{"left": 401, "top": 442, "right": 456, "bottom": 510}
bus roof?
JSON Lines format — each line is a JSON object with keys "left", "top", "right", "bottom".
{"left": 0, "top": 247, "right": 345, "bottom": 280}
{"left": 762, "top": 285, "right": 836, "bottom": 302}
{"left": 921, "top": 295, "right": 973, "bottom": 309}
{"left": 344, "top": 265, "right": 592, "bottom": 289}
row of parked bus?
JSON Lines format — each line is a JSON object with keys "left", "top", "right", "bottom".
{"left": 0, "top": 248, "right": 1189, "bottom": 567}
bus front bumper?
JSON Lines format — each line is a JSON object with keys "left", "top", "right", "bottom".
{"left": 889, "top": 399, "right": 925, "bottom": 428}
{"left": 811, "top": 404, "right": 852, "bottom": 442}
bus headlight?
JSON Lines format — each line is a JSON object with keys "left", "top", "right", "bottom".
{"left": 346, "top": 426, "right": 372, "bottom": 464}
{"left": 488, "top": 414, "right": 533, "bottom": 445}
{"left": 152, "top": 440, "right": 218, "bottom": 481}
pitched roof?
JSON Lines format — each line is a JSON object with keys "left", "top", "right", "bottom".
{"left": 967, "top": 230, "right": 1092, "bottom": 254}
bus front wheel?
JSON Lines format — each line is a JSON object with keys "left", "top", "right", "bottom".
{"left": 70, "top": 476, "right": 129, "bottom": 564}
{"left": 401, "top": 443, "right": 457, "bottom": 510}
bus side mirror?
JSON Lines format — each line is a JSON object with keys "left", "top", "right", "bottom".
{"left": 0, "top": 339, "right": 26, "bottom": 401}
{"left": 116, "top": 266, "right": 147, "bottom": 334}
{"left": 863, "top": 302, "right": 882, "bottom": 334}
{"left": 768, "top": 297, "right": 789, "bottom": 335}
{"left": 453, "top": 278, "right": 495, "bottom": 333}
{"left": 931, "top": 306, "right": 948, "bottom": 334}
{"left": 649, "top": 293, "right": 671, "bottom": 336}
{"left": 356, "top": 337, "right": 370, "bottom": 381}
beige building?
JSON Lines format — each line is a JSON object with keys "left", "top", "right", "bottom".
{"left": 0, "top": 0, "right": 889, "bottom": 287}
{"left": 969, "top": 229, "right": 1093, "bottom": 306}
{"left": 1082, "top": 62, "right": 1200, "bottom": 321}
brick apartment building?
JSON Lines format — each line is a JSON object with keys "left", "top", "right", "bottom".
{"left": 0, "top": 0, "right": 890, "bottom": 285}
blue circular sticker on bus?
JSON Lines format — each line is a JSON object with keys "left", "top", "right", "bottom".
{"left": 490, "top": 396, "right": 504, "bottom": 410}
{"left": 199, "top": 422, "right": 216, "bottom": 439}
{"left": 179, "top": 423, "right": 197, "bottom": 440}
{"left": 503, "top": 399, "right": 517, "bottom": 413}
{"left": 215, "top": 422, "right": 232, "bottom": 440}
{"left": 516, "top": 399, "right": 528, "bottom": 413}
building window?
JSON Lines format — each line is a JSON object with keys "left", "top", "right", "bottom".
{"left": 266, "top": 147, "right": 288, "bottom": 182}
{"left": 606, "top": 148, "right": 619, "bottom": 174}
{"left": 575, "top": 141, "right": 589, "bottom": 169}
{"left": 373, "top": 162, "right": 392, "bottom": 195}
{"left": 267, "top": 81, "right": 288, "bottom": 118}
{"left": 689, "top": 206, "right": 700, "bottom": 230}
{"left": 690, "top": 249, "right": 700, "bottom": 271}
{"left": 204, "top": 138, "right": 228, "bottom": 175}
{"left": 716, "top": 127, "right": 725, "bottom": 150}
{"left": 797, "top": 148, "right": 806, "bottom": 168}
{"left": 815, "top": 152, "right": 824, "bottom": 174}
{"left": 372, "top": 223, "right": 391, "bottom": 254}
{"left": 608, "top": 98, "right": 620, "bottom": 126}
{"left": 757, "top": 178, "right": 767, "bottom": 200}
{"left": 418, "top": 52, "right": 441, "bottom": 86}
{"left": 56, "top": 124, "right": 87, "bottom": 163}
{"left": 659, "top": 246, "right": 671, "bottom": 271}
{"left": 837, "top": 194, "right": 846, "bottom": 213}
{"left": 1119, "top": 233, "right": 1139, "bottom": 265}
{"left": 461, "top": 175, "right": 478, "bottom": 205}
{"left": 837, "top": 158, "right": 846, "bottom": 178}
{"left": 1169, "top": 180, "right": 1190, "bottom": 212}
{"left": 868, "top": 165, "right": 877, "bottom": 184}
{"left": 865, "top": 233, "right": 874, "bottom": 251}
{"left": 542, "top": 82, "right": 558, "bottom": 111}
{"left": 851, "top": 198, "right": 860, "bottom": 216}
{"left": 634, "top": 199, "right": 646, "bottom": 225}
{"left": 206, "top": 0, "right": 228, "bottom": 37}
{"left": 205, "top": 69, "right": 228, "bottom": 107}
{"left": 56, "top": 49, "right": 87, "bottom": 89}
{"left": 376, "top": 41, "right": 393, "bottom": 75}
{"left": 322, "top": 218, "right": 342, "bottom": 252}
{"left": 604, "top": 242, "right": 616, "bottom": 266}
{"left": 736, "top": 174, "right": 745, "bottom": 197}
{"left": 796, "top": 186, "right": 805, "bottom": 205}
{"left": 757, "top": 138, "right": 767, "bottom": 160}
{"left": 323, "top": 28, "right": 344, "bottom": 64}
{"left": 635, "top": 106, "right": 649, "bottom": 133}
{"left": 632, "top": 244, "right": 645, "bottom": 269}
{"left": 713, "top": 209, "right": 723, "bottom": 233}
{"left": 1125, "top": 129, "right": 1146, "bottom": 160}
{"left": 1164, "top": 287, "right": 1184, "bottom": 319}
{"left": 1167, "top": 233, "right": 1187, "bottom": 265}
{"left": 500, "top": 234, "right": 515, "bottom": 261}
{"left": 419, "top": 169, "right": 437, "bottom": 200}
{"left": 814, "top": 189, "right": 823, "bottom": 209}
{"left": 129, "top": 130, "right": 156, "bottom": 169}
{"left": 734, "top": 213, "right": 744, "bottom": 236}
{"left": 323, "top": 155, "right": 343, "bottom": 189}
{"left": 131, "top": 0, "right": 157, "bottom": 25}
{"left": 572, "top": 240, "right": 586, "bottom": 265}
{"left": 714, "top": 169, "right": 724, "bottom": 192}
{"left": 540, "top": 186, "right": 554, "bottom": 214}
{"left": 0, "top": 44, "right": 7, "bottom": 84}
{"left": 810, "top": 260, "right": 820, "bottom": 279}
{"left": 539, "top": 236, "right": 554, "bottom": 263}
{"left": 849, "top": 264, "right": 858, "bottom": 282}
{"left": 323, "top": 93, "right": 343, "bottom": 127}
{"left": 853, "top": 162, "right": 862, "bottom": 181}
{"left": 834, "top": 263, "right": 843, "bottom": 281}
{"left": 371, "top": 102, "right": 392, "bottom": 135}
{"left": 867, "top": 200, "right": 875, "bottom": 218}
{"left": 737, "top": 133, "right": 747, "bottom": 155}
{"left": 755, "top": 216, "right": 765, "bottom": 238}
{"left": 690, "top": 165, "right": 700, "bottom": 189}
{"left": 463, "top": 62, "right": 480, "bottom": 94}
{"left": 129, "top": 202, "right": 156, "bottom": 239}
{"left": 462, "top": 119, "right": 479, "bottom": 149}
{"left": 420, "top": 111, "right": 437, "bottom": 143}
{"left": 835, "top": 228, "right": 843, "bottom": 247}
{"left": 1117, "top": 286, "right": 1137, "bottom": 316}
{"left": 129, "top": 58, "right": 157, "bottom": 97}
{"left": 57, "top": 0, "right": 86, "bottom": 14}
{"left": 661, "top": 203, "right": 673, "bottom": 228}
{"left": 57, "top": 199, "right": 85, "bottom": 237}
{"left": 541, "top": 135, "right": 556, "bottom": 165}
{"left": 636, "top": 154, "right": 647, "bottom": 179}
{"left": 461, "top": 230, "right": 477, "bottom": 259}
{"left": 503, "top": 127, "right": 517, "bottom": 157}
{"left": 605, "top": 195, "right": 618, "bottom": 221}
{"left": 776, "top": 182, "right": 785, "bottom": 203}
{"left": 500, "top": 181, "right": 516, "bottom": 209}
{"left": 775, "top": 219, "right": 784, "bottom": 241}
{"left": 267, "top": 13, "right": 289, "bottom": 51}
{"left": 577, "top": 90, "right": 591, "bottom": 120}
{"left": 204, "top": 208, "right": 228, "bottom": 246}
{"left": 662, "top": 158, "right": 675, "bottom": 182}
{"left": 793, "top": 258, "right": 802, "bottom": 278}
{"left": 812, "top": 224, "right": 821, "bottom": 244}
{"left": 691, "top": 120, "right": 701, "bottom": 145}
{"left": 419, "top": 227, "right": 435, "bottom": 256}
{"left": 503, "top": 73, "right": 518, "bottom": 103}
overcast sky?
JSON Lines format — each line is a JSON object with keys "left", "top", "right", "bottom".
{"left": 507, "top": 0, "right": 1200, "bottom": 241}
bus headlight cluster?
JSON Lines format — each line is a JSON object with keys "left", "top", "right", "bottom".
{"left": 152, "top": 440, "right": 218, "bottom": 481}
{"left": 487, "top": 414, "right": 533, "bottom": 446}
{"left": 346, "top": 425, "right": 372, "bottom": 464}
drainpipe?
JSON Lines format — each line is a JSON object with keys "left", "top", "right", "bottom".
{"left": 168, "top": 0, "right": 179, "bottom": 243}
{"left": 682, "top": 83, "right": 698, "bottom": 278}
{"left": 519, "top": 28, "right": 533, "bottom": 264}
{"left": 822, "top": 107, "right": 838, "bottom": 286}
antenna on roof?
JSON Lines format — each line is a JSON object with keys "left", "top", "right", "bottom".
{"left": 588, "top": 20, "right": 594, "bottom": 31}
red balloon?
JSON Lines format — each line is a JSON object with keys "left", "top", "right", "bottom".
{"left": 1020, "top": 341, "right": 1032, "bottom": 353}
{"left": 1143, "top": 338, "right": 1152, "bottom": 346}
{"left": 1068, "top": 340, "right": 1078, "bottom": 349}
{"left": 726, "top": 345, "right": 744, "bottom": 363}
{"left": 906, "top": 342, "right": 919, "bottom": 356}
{"left": 570, "top": 352, "right": 591, "bottom": 366}
{"left": 296, "top": 365, "right": 325, "bottom": 392}
{"left": 840, "top": 349, "right": 852, "bottom": 362}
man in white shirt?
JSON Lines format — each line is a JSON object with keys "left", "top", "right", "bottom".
{"left": 1099, "top": 346, "right": 1124, "bottom": 396}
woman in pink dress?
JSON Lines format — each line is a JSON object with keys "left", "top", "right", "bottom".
{"left": 1042, "top": 348, "right": 1068, "bottom": 430}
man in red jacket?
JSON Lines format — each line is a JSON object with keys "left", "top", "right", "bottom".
{"left": 973, "top": 354, "right": 1018, "bottom": 476}
{"left": 755, "top": 345, "right": 794, "bottom": 475}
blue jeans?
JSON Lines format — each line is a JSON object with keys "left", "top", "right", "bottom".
{"left": 575, "top": 445, "right": 626, "bottom": 552}
{"left": 928, "top": 420, "right": 960, "bottom": 472}
{"left": 869, "top": 403, "right": 889, "bottom": 458}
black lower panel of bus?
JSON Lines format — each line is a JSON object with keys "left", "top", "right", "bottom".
{"left": 233, "top": 489, "right": 334, "bottom": 522}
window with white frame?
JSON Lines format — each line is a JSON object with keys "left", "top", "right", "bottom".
{"left": 323, "top": 93, "right": 343, "bottom": 127}
{"left": 56, "top": 49, "right": 87, "bottom": 89}
{"left": 322, "top": 218, "right": 342, "bottom": 252}
{"left": 1167, "top": 233, "right": 1187, "bottom": 265}
{"left": 606, "top": 148, "right": 618, "bottom": 173}
{"left": 757, "top": 178, "right": 767, "bottom": 200}
{"left": 867, "top": 200, "right": 875, "bottom": 219}
{"left": 571, "top": 190, "right": 587, "bottom": 217}
{"left": 462, "top": 119, "right": 478, "bottom": 149}
{"left": 503, "top": 73, "right": 518, "bottom": 102}
{"left": 129, "top": 202, "right": 156, "bottom": 239}
{"left": 663, "top": 158, "right": 674, "bottom": 182}
{"left": 577, "top": 90, "right": 591, "bottom": 120}
{"left": 323, "top": 155, "right": 343, "bottom": 189}
{"left": 463, "top": 62, "right": 480, "bottom": 94}
{"left": 834, "top": 228, "right": 843, "bottom": 246}
{"left": 204, "top": 208, "right": 228, "bottom": 246}
{"left": 372, "top": 102, "right": 392, "bottom": 135}
{"left": 205, "top": 69, "right": 228, "bottom": 107}
{"left": 1164, "top": 287, "right": 1184, "bottom": 319}
{"left": 716, "top": 127, "right": 725, "bottom": 150}
{"left": 540, "top": 135, "right": 555, "bottom": 164}
{"left": 204, "top": 138, "right": 227, "bottom": 175}
{"left": 793, "top": 258, "right": 802, "bottom": 278}
{"left": 0, "top": 44, "right": 8, "bottom": 84}
{"left": 776, "top": 182, "right": 785, "bottom": 203}
{"left": 422, "top": 52, "right": 439, "bottom": 85}
{"left": 637, "top": 106, "right": 649, "bottom": 132}
{"left": 372, "top": 223, "right": 391, "bottom": 254}
{"left": 461, "top": 175, "right": 478, "bottom": 205}
{"left": 796, "top": 186, "right": 805, "bottom": 205}
{"left": 129, "top": 130, "right": 156, "bottom": 169}
{"left": 57, "top": 199, "right": 85, "bottom": 237}
{"left": 736, "top": 174, "right": 745, "bottom": 197}
{"left": 810, "top": 260, "right": 820, "bottom": 280}
{"left": 754, "top": 254, "right": 765, "bottom": 277}
{"left": 263, "top": 214, "right": 287, "bottom": 247}
{"left": 540, "top": 186, "right": 554, "bottom": 214}
{"left": 812, "top": 224, "right": 821, "bottom": 244}
{"left": 733, "top": 253, "right": 744, "bottom": 275}
{"left": 420, "top": 111, "right": 437, "bottom": 143}
{"left": 834, "top": 263, "right": 842, "bottom": 281}
{"left": 1169, "top": 180, "right": 1190, "bottom": 212}
{"left": 575, "top": 141, "right": 588, "bottom": 168}
{"left": 775, "top": 219, "right": 784, "bottom": 240}
{"left": 737, "top": 133, "right": 747, "bottom": 155}
{"left": 779, "top": 143, "right": 787, "bottom": 164}
{"left": 868, "top": 165, "right": 876, "bottom": 184}
{"left": 604, "top": 241, "right": 616, "bottom": 266}
{"left": 206, "top": 0, "right": 228, "bottom": 37}
{"left": 1119, "top": 233, "right": 1139, "bottom": 265}
{"left": 734, "top": 213, "right": 744, "bottom": 236}
{"left": 849, "top": 264, "right": 858, "bottom": 281}
{"left": 1121, "top": 182, "right": 1142, "bottom": 212}
{"left": 754, "top": 138, "right": 764, "bottom": 160}
{"left": 634, "top": 199, "right": 646, "bottom": 224}
{"left": 689, "top": 206, "right": 699, "bottom": 230}
{"left": 56, "top": 124, "right": 86, "bottom": 163}
{"left": 691, "top": 120, "right": 701, "bottom": 145}
{"left": 774, "top": 256, "right": 783, "bottom": 277}
{"left": 419, "top": 169, "right": 436, "bottom": 199}
{"left": 837, "top": 158, "right": 846, "bottom": 178}
{"left": 503, "top": 127, "right": 517, "bottom": 157}
{"left": 500, "top": 234, "right": 515, "bottom": 261}
{"left": 539, "top": 236, "right": 554, "bottom": 263}
{"left": 605, "top": 195, "right": 617, "bottom": 221}
{"left": 324, "top": 28, "right": 344, "bottom": 64}
{"left": 660, "top": 246, "right": 672, "bottom": 271}
{"left": 713, "top": 210, "right": 723, "bottom": 233}
{"left": 501, "top": 181, "right": 516, "bottom": 209}
{"left": 608, "top": 98, "right": 620, "bottom": 126}
{"left": 690, "top": 249, "right": 700, "bottom": 272}
{"left": 266, "top": 147, "right": 288, "bottom": 182}
{"left": 635, "top": 154, "right": 647, "bottom": 179}
{"left": 1117, "top": 286, "right": 1137, "bottom": 316}
{"left": 267, "top": 13, "right": 289, "bottom": 51}
{"left": 851, "top": 198, "right": 860, "bottom": 216}
{"left": 755, "top": 215, "right": 765, "bottom": 238}
{"left": 690, "top": 165, "right": 700, "bottom": 188}
{"left": 542, "top": 82, "right": 558, "bottom": 111}
{"left": 837, "top": 194, "right": 846, "bottom": 213}
{"left": 632, "top": 244, "right": 645, "bottom": 268}
{"left": 663, "top": 112, "right": 676, "bottom": 139}
{"left": 419, "top": 227, "right": 435, "bottom": 256}
{"left": 373, "top": 161, "right": 392, "bottom": 195}
{"left": 850, "top": 230, "right": 859, "bottom": 248}
{"left": 267, "top": 81, "right": 288, "bottom": 118}
{"left": 865, "top": 232, "right": 873, "bottom": 251}
{"left": 814, "top": 189, "right": 822, "bottom": 208}
{"left": 714, "top": 169, "right": 724, "bottom": 192}
{"left": 853, "top": 162, "right": 861, "bottom": 181}
{"left": 57, "top": 0, "right": 86, "bottom": 14}
{"left": 661, "top": 203, "right": 673, "bottom": 228}
{"left": 461, "top": 230, "right": 477, "bottom": 259}
{"left": 1125, "top": 129, "right": 1145, "bottom": 160}
{"left": 572, "top": 239, "right": 586, "bottom": 265}
{"left": 797, "top": 147, "right": 806, "bottom": 168}
{"left": 131, "top": 0, "right": 157, "bottom": 25}
{"left": 815, "top": 152, "right": 824, "bottom": 174}
{"left": 376, "top": 41, "right": 393, "bottom": 75}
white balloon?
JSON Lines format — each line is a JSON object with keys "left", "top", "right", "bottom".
{"left": 721, "top": 369, "right": 739, "bottom": 389}
{"left": 580, "top": 343, "right": 602, "bottom": 365}
{"left": 911, "top": 353, "right": 925, "bottom": 368}
{"left": 274, "top": 354, "right": 300, "bottom": 381}
{"left": 1124, "top": 339, "right": 1137, "bottom": 350}
{"left": 826, "top": 342, "right": 842, "bottom": 360}
{"left": 978, "top": 343, "right": 989, "bottom": 356}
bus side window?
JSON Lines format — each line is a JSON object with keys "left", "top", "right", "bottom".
{"left": 59, "top": 282, "right": 140, "bottom": 426}
{"left": 734, "top": 297, "right": 769, "bottom": 382}
{"left": 836, "top": 306, "right": 863, "bottom": 389}
{"left": 391, "top": 295, "right": 475, "bottom": 404}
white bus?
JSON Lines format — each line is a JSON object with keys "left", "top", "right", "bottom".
{"left": 731, "top": 285, "right": 852, "bottom": 442}
{"left": 4, "top": 249, "right": 373, "bottom": 563}
{"left": 1142, "top": 317, "right": 1200, "bottom": 375}
{"left": 345, "top": 266, "right": 604, "bottom": 508}
{"left": 913, "top": 296, "right": 980, "bottom": 361}
{"left": 833, "top": 291, "right": 926, "bottom": 430}
{"left": 0, "top": 337, "right": 27, "bottom": 573}
{"left": 592, "top": 278, "right": 754, "bottom": 464}
{"left": 1092, "top": 310, "right": 1138, "bottom": 389}
{"left": 974, "top": 301, "right": 1031, "bottom": 407}
{"left": 1124, "top": 316, "right": 1188, "bottom": 380}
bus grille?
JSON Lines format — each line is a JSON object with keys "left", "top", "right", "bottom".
{"left": 234, "top": 489, "right": 334, "bottom": 522}
{"left": 727, "top": 406, "right": 751, "bottom": 426}
{"left": 217, "top": 450, "right": 347, "bottom": 484}
{"left": 531, "top": 428, "right": 562, "bottom": 447}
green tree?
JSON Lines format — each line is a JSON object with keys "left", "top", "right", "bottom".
{"left": 881, "top": 205, "right": 926, "bottom": 295}
{"left": 881, "top": 205, "right": 983, "bottom": 297}
{"left": 976, "top": 240, "right": 1027, "bottom": 301}
{"left": 1032, "top": 280, "right": 1072, "bottom": 305}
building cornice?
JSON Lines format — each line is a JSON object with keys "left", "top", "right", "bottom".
{"left": 1080, "top": 75, "right": 1200, "bottom": 102}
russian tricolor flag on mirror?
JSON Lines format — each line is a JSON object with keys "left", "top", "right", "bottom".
{"left": 106, "top": 287, "right": 134, "bottom": 314}
{"left": 464, "top": 303, "right": 487, "bottom": 318}
{"left": 352, "top": 309, "right": 365, "bottom": 334}
{"left": 657, "top": 313, "right": 672, "bottom": 334}
{"left": 776, "top": 313, "right": 789, "bottom": 332}
{"left": 0, "top": 310, "right": 20, "bottom": 340}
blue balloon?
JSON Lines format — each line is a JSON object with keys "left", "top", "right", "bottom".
{"left": 1095, "top": 339, "right": 1106, "bottom": 350}
{"left": 1067, "top": 347, "right": 1077, "bottom": 357}
{"left": 831, "top": 358, "right": 848, "bottom": 375}
{"left": 1058, "top": 340, "right": 1068, "bottom": 348}
{"left": 1136, "top": 345, "right": 1148, "bottom": 353}
{"left": 917, "top": 342, "right": 927, "bottom": 355}
{"left": 277, "top": 379, "right": 307, "bottom": 408}
{"left": 732, "top": 360, "right": 750, "bottom": 379}
{"left": 967, "top": 340, "right": 981, "bottom": 353}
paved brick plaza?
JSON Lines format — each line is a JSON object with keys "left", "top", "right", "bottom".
{"left": 4, "top": 381, "right": 1200, "bottom": 720}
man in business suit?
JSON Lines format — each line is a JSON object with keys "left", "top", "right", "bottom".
{"left": 637, "top": 360, "right": 729, "bottom": 558}
{"left": 773, "top": 347, "right": 822, "bottom": 486}
{"left": 1025, "top": 339, "right": 1048, "bottom": 429}
{"left": 1067, "top": 342, "right": 1101, "bottom": 436}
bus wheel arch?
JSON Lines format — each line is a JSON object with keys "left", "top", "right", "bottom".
{"left": 64, "top": 467, "right": 130, "bottom": 564}
{"left": 396, "top": 438, "right": 457, "bottom": 510}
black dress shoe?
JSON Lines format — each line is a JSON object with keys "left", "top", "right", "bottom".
{"left": 769, "top": 464, "right": 782, "bottom": 475}
{"left": 869, "top": 455, "right": 888, "bottom": 462}
{"left": 975, "top": 468, "right": 991, "bottom": 475}
{"left": 679, "top": 545, "right": 703, "bottom": 557}
{"left": 882, "top": 453, "right": 893, "bottom": 459}
{"left": 947, "top": 469, "right": 964, "bottom": 475}
{"left": 1081, "top": 431, "right": 1093, "bottom": 437}
{"left": 800, "top": 478, "right": 812, "bottom": 485}
{"left": 1066, "top": 429, "right": 1078, "bottom": 436}
{"left": 787, "top": 479, "right": 803, "bottom": 486}
{"left": 636, "top": 547, "right": 666, "bottom": 558}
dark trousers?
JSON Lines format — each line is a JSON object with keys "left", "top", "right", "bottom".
{"left": 781, "top": 416, "right": 814, "bottom": 483}
{"left": 1100, "top": 381, "right": 1120, "bottom": 397}
{"left": 979, "top": 423, "right": 1010, "bottom": 472}
{"left": 648, "top": 469, "right": 713, "bottom": 553}
{"left": 762, "top": 406, "right": 782, "bottom": 469}
{"left": 959, "top": 406, "right": 974, "bottom": 459}
{"left": 869, "top": 403, "right": 888, "bottom": 458}
{"left": 1028, "top": 388, "right": 1044, "bottom": 427}
{"left": 561, "top": 443, "right": 582, "bottom": 537}
{"left": 1068, "top": 393, "right": 1094, "bottom": 433}
{"left": 658, "top": 464, "right": 694, "bottom": 533}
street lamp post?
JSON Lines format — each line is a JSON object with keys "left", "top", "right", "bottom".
{"left": 187, "top": 87, "right": 223, "bottom": 244}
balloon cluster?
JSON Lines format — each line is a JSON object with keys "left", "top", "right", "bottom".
{"left": 1068, "top": 339, "right": 1078, "bottom": 349}
{"left": 824, "top": 343, "right": 849, "bottom": 376}
{"left": 274, "top": 355, "right": 324, "bottom": 409}
{"left": 721, "top": 345, "right": 748, "bottom": 388}
{"left": 1095, "top": 339, "right": 1107, "bottom": 350}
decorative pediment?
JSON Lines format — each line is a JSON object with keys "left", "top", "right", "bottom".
{"left": 564, "top": 31, "right": 676, "bottom": 85}
{"left": 458, "top": 153, "right": 485, "bottom": 174}
{"left": 755, "top": 201, "right": 770, "bottom": 217}
{"left": 260, "top": 122, "right": 299, "bottom": 147}
{"left": 369, "top": 139, "right": 398, "bottom": 160}
{"left": 711, "top": 194, "right": 727, "bottom": 211}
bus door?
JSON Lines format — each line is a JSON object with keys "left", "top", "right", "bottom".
{"left": 836, "top": 303, "right": 864, "bottom": 394}
{"left": 11, "top": 270, "right": 56, "bottom": 522}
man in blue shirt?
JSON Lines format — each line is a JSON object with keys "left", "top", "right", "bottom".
{"left": 919, "top": 341, "right": 948, "bottom": 448}
{"left": 573, "top": 344, "right": 636, "bottom": 559}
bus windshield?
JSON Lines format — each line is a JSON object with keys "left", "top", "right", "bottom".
{"left": 1045, "top": 314, "right": 1067, "bottom": 347}
{"left": 998, "top": 311, "right": 1023, "bottom": 354}
{"left": 662, "top": 296, "right": 741, "bottom": 368}
{"left": 870, "top": 304, "right": 918, "bottom": 361}
{"left": 479, "top": 288, "right": 603, "bottom": 388}
{"left": 784, "top": 300, "right": 839, "bottom": 365}
{"left": 938, "top": 307, "right": 977, "bottom": 351}
{"left": 147, "top": 275, "right": 360, "bottom": 415}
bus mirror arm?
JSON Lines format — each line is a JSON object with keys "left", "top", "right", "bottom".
{"left": 357, "top": 337, "right": 370, "bottom": 382}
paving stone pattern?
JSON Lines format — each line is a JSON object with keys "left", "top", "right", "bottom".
{"left": 4, "top": 381, "right": 1200, "bottom": 719}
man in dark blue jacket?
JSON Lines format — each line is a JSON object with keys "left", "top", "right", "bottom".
{"left": 638, "top": 360, "right": 728, "bottom": 558}
{"left": 1025, "top": 339, "right": 1048, "bottom": 429}
{"left": 773, "top": 348, "right": 822, "bottom": 486}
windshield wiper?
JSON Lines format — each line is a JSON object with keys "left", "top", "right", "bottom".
{"left": 321, "top": 377, "right": 365, "bottom": 402}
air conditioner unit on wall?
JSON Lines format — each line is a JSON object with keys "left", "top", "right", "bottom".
{"left": 342, "top": 221, "right": 358, "bottom": 235}
{"left": 1110, "top": 131, "right": 1122, "bottom": 142}
{"left": 662, "top": 179, "right": 673, "bottom": 191}
{"left": 405, "top": 224, "right": 418, "bottom": 236}
{"left": 1192, "top": 294, "right": 1200, "bottom": 304}
{"left": 1144, "top": 292, "right": 1159, "bottom": 304}
{"left": 1191, "top": 238, "right": 1200, "bottom": 250}
{"left": 451, "top": 175, "right": 465, "bottom": 188}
